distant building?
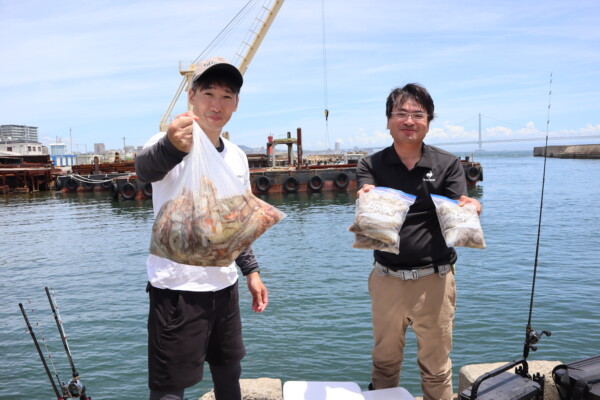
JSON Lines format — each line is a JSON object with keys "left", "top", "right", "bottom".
{"left": 49, "top": 143, "right": 68, "bottom": 156}
{"left": 0, "top": 141, "right": 45, "bottom": 155}
{"left": 0, "top": 124, "right": 39, "bottom": 142}
{"left": 94, "top": 143, "right": 106, "bottom": 154}
{"left": 48, "top": 142, "right": 76, "bottom": 168}
{"left": 124, "top": 145, "right": 135, "bottom": 154}
{"left": 76, "top": 154, "right": 97, "bottom": 165}
{"left": 0, "top": 125, "right": 45, "bottom": 155}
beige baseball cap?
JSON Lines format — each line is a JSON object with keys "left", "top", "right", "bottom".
{"left": 192, "top": 56, "right": 243, "bottom": 88}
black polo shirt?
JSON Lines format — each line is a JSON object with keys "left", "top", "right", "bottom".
{"left": 356, "top": 143, "right": 467, "bottom": 270}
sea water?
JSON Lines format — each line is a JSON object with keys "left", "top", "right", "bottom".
{"left": 1, "top": 151, "right": 599, "bottom": 399}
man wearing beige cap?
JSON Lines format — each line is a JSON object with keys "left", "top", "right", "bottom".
{"left": 135, "top": 56, "right": 268, "bottom": 400}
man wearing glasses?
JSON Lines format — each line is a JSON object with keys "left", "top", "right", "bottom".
{"left": 357, "top": 83, "right": 481, "bottom": 400}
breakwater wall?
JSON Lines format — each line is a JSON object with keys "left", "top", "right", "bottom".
{"left": 533, "top": 144, "right": 600, "bottom": 158}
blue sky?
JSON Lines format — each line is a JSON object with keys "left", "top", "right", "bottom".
{"left": 1, "top": 0, "right": 599, "bottom": 153}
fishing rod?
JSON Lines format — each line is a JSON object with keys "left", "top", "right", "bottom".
{"left": 522, "top": 74, "right": 554, "bottom": 362}
{"left": 46, "top": 286, "right": 78, "bottom": 378}
{"left": 462, "top": 74, "right": 554, "bottom": 399}
{"left": 19, "top": 302, "right": 63, "bottom": 399}
{"left": 20, "top": 287, "right": 91, "bottom": 400}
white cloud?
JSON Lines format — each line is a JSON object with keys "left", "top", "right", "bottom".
{"left": 580, "top": 124, "right": 600, "bottom": 134}
{"left": 429, "top": 124, "right": 476, "bottom": 140}
{"left": 344, "top": 129, "right": 392, "bottom": 148}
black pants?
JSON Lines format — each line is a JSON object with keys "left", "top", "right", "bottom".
{"left": 147, "top": 282, "right": 246, "bottom": 392}
{"left": 149, "top": 362, "right": 241, "bottom": 400}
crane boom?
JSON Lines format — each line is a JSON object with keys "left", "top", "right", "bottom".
{"left": 159, "top": 0, "right": 285, "bottom": 132}
{"left": 234, "top": 0, "right": 284, "bottom": 75}
{"left": 159, "top": 74, "right": 188, "bottom": 133}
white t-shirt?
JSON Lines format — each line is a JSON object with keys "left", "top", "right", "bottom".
{"left": 143, "top": 131, "right": 251, "bottom": 292}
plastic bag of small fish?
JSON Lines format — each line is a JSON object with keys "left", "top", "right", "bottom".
{"left": 149, "top": 122, "right": 286, "bottom": 266}
{"left": 348, "top": 187, "right": 416, "bottom": 254}
{"left": 431, "top": 194, "right": 485, "bottom": 249}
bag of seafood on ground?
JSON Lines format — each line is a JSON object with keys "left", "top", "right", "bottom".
{"left": 149, "top": 122, "right": 286, "bottom": 266}
{"left": 349, "top": 187, "right": 416, "bottom": 254}
{"left": 431, "top": 194, "right": 485, "bottom": 249}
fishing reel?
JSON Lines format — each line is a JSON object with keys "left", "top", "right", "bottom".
{"left": 62, "top": 372, "right": 88, "bottom": 399}
{"left": 527, "top": 328, "right": 551, "bottom": 352}
{"left": 523, "top": 326, "right": 551, "bottom": 359}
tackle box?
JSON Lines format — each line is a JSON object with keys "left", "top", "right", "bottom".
{"left": 553, "top": 355, "right": 600, "bottom": 400}
{"left": 460, "top": 359, "right": 543, "bottom": 400}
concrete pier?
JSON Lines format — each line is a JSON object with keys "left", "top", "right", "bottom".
{"left": 533, "top": 144, "right": 600, "bottom": 158}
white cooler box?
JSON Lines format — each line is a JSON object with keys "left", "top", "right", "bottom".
{"left": 283, "top": 381, "right": 415, "bottom": 400}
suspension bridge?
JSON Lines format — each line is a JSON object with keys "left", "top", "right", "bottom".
{"left": 429, "top": 114, "right": 600, "bottom": 150}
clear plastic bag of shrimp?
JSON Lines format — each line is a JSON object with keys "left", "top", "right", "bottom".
{"left": 352, "top": 233, "right": 401, "bottom": 254}
{"left": 149, "top": 122, "right": 286, "bottom": 266}
{"left": 348, "top": 187, "right": 416, "bottom": 254}
{"left": 431, "top": 194, "right": 485, "bottom": 249}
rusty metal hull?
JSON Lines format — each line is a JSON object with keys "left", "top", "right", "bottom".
{"left": 250, "top": 166, "right": 357, "bottom": 194}
{"left": 57, "top": 174, "right": 152, "bottom": 201}
{"left": 0, "top": 155, "right": 63, "bottom": 193}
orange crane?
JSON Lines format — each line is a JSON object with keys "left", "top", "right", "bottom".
{"left": 159, "top": 0, "right": 285, "bottom": 132}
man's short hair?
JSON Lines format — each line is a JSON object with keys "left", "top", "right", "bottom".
{"left": 386, "top": 83, "right": 435, "bottom": 122}
{"left": 192, "top": 68, "right": 242, "bottom": 95}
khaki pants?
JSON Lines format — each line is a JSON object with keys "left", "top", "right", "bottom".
{"left": 368, "top": 267, "right": 456, "bottom": 400}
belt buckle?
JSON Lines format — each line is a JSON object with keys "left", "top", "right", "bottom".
{"left": 438, "top": 264, "right": 450, "bottom": 277}
{"left": 400, "top": 269, "right": 419, "bottom": 280}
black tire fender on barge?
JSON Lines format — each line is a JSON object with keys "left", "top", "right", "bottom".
{"left": 308, "top": 175, "right": 324, "bottom": 191}
{"left": 101, "top": 180, "right": 114, "bottom": 190}
{"left": 334, "top": 172, "right": 349, "bottom": 189}
{"left": 82, "top": 181, "right": 95, "bottom": 191}
{"left": 284, "top": 176, "right": 299, "bottom": 193}
{"left": 65, "top": 178, "right": 78, "bottom": 192}
{"left": 142, "top": 182, "right": 153, "bottom": 198}
{"left": 466, "top": 166, "right": 481, "bottom": 182}
{"left": 120, "top": 182, "right": 137, "bottom": 200}
{"left": 256, "top": 176, "right": 271, "bottom": 192}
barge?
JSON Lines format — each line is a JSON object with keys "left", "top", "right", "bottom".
{"left": 248, "top": 128, "right": 359, "bottom": 194}
{"left": 0, "top": 154, "right": 63, "bottom": 193}
{"left": 55, "top": 154, "right": 142, "bottom": 199}
{"left": 462, "top": 155, "right": 483, "bottom": 187}
{"left": 57, "top": 128, "right": 361, "bottom": 200}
